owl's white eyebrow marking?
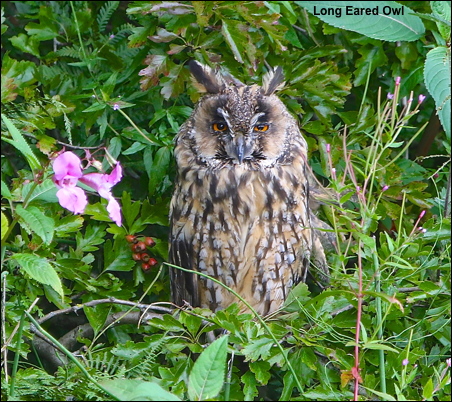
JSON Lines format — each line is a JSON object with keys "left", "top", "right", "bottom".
{"left": 217, "top": 107, "right": 233, "bottom": 134}
{"left": 250, "top": 112, "right": 266, "bottom": 126}
{"left": 217, "top": 107, "right": 229, "bottom": 121}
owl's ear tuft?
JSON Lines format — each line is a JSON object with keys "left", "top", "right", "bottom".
{"left": 262, "top": 66, "right": 285, "bottom": 95}
{"left": 189, "top": 60, "right": 225, "bottom": 94}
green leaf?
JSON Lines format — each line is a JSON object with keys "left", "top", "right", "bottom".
{"left": 122, "top": 141, "right": 146, "bottom": 155}
{"left": 11, "top": 253, "right": 63, "bottom": 299}
{"left": 148, "top": 146, "right": 171, "bottom": 197}
{"left": 249, "top": 361, "right": 271, "bottom": 385}
{"left": 221, "top": 20, "right": 244, "bottom": 64}
{"left": 1, "top": 180, "right": 12, "bottom": 200}
{"left": 16, "top": 205, "right": 54, "bottom": 245}
{"left": 99, "top": 379, "right": 181, "bottom": 401}
{"left": 148, "top": 314, "right": 186, "bottom": 332}
{"left": 242, "top": 371, "right": 259, "bottom": 401}
{"left": 361, "top": 341, "right": 399, "bottom": 353}
{"left": 1, "top": 115, "right": 41, "bottom": 171}
{"left": 82, "top": 102, "right": 107, "bottom": 113}
{"left": 299, "top": 1, "right": 425, "bottom": 41}
{"left": 242, "top": 337, "right": 275, "bottom": 361}
{"left": 422, "top": 378, "right": 434, "bottom": 400}
{"left": 424, "top": 46, "right": 451, "bottom": 139}
{"left": 431, "top": 1, "right": 451, "bottom": 41}
{"left": 188, "top": 335, "right": 228, "bottom": 401}
{"left": 1, "top": 212, "right": 9, "bottom": 241}
{"left": 20, "top": 179, "right": 58, "bottom": 204}
{"left": 54, "top": 215, "right": 84, "bottom": 237}
{"left": 84, "top": 304, "right": 109, "bottom": 335}
{"left": 9, "top": 33, "right": 41, "bottom": 56}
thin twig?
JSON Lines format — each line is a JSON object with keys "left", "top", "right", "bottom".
{"left": 37, "top": 298, "right": 173, "bottom": 325}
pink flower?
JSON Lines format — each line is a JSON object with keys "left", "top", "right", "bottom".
{"left": 113, "top": 103, "right": 120, "bottom": 110}
{"left": 53, "top": 152, "right": 88, "bottom": 214}
{"left": 418, "top": 94, "right": 426, "bottom": 104}
{"left": 382, "top": 185, "right": 389, "bottom": 192}
{"left": 402, "top": 358, "right": 409, "bottom": 366}
{"left": 79, "top": 164, "right": 123, "bottom": 226}
{"left": 387, "top": 93, "right": 394, "bottom": 100}
{"left": 52, "top": 151, "right": 122, "bottom": 226}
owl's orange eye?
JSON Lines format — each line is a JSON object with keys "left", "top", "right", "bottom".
{"left": 212, "top": 123, "right": 228, "bottom": 132}
{"left": 254, "top": 124, "right": 269, "bottom": 132}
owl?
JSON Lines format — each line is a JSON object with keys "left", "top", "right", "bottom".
{"left": 169, "top": 60, "right": 329, "bottom": 315}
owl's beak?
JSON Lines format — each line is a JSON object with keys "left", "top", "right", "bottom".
{"left": 225, "top": 135, "right": 253, "bottom": 163}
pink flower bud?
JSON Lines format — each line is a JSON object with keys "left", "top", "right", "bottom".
{"left": 382, "top": 185, "right": 389, "bottom": 192}
{"left": 395, "top": 76, "right": 401, "bottom": 86}
{"left": 402, "top": 358, "right": 409, "bottom": 366}
{"left": 419, "top": 210, "right": 426, "bottom": 219}
{"left": 326, "top": 143, "right": 331, "bottom": 153}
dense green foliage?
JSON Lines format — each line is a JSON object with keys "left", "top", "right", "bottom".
{"left": 1, "top": 1, "right": 450, "bottom": 400}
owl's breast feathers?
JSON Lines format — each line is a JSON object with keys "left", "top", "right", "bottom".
{"left": 169, "top": 134, "right": 314, "bottom": 315}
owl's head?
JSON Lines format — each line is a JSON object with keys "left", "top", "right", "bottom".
{"left": 180, "top": 61, "right": 303, "bottom": 168}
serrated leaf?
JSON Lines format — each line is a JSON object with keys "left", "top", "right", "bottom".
{"left": 16, "top": 205, "right": 54, "bottom": 245}
{"left": 1, "top": 180, "right": 12, "bottom": 200}
{"left": 1, "top": 115, "right": 41, "bottom": 171}
{"left": 250, "top": 361, "right": 271, "bottom": 385}
{"left": 424, "top": 46, "right": 451, "bottom": 139}
{"left": 299, "top": 1, "right": 425, "bottom": 41}
{"left": 188, "top": 335, "right": 228, "bottom": 401}
{"left": 20, "top": 179, "right": 58, "bottom": 204}
{"left": 11, "top": 253, "right": 63, "bottom": 299}
{"left": 242, "top": 337, "right": 275, "bottom": 361}
{"left": 54, "top": 215, "right": 84, "bottom": 237}
{"left": 148, "top": 314, "right": 185, "bottom": 332}
{"left": 242, "top": 371, "right": 259, "bottom": 401}
{"left": 431, "top": 1, "right": 451, "bottom": 40}
{"left": 99, "top": 379, "right": 180, "bottom": 401}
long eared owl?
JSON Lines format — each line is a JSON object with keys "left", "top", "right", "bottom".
{"left": 169, "top": 60, "right": 328, "bottom": 315}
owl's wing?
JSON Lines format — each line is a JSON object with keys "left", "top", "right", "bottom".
{"left": 168, "top": 220, "right": 200, "bottom": 309}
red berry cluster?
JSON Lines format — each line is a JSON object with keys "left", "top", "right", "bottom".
{"left": 126, "top": 235, "right": 158, "bottom": 272}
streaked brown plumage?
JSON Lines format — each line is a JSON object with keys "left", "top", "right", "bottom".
{"left": 169, "top": 61, "right": 329, "bottom": 315}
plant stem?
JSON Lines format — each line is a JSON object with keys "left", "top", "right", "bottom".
{"left": 373, "top": 250, "right": 387, "bottom": 394}
{"left": 9, "top": 311, "right": 26, "bottom": 398}
{"left": 354, "top": 241, "right": 364, "bottom": 401}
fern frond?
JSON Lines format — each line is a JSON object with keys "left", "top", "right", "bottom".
{"left": 56, "top": 46, "right": 82, "bottom": 59}
{"left": 97, "top": 1, "right": 120, "bottom": 33}
{"left": 126, "top": 333, "right": 167, "bottom": 379}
